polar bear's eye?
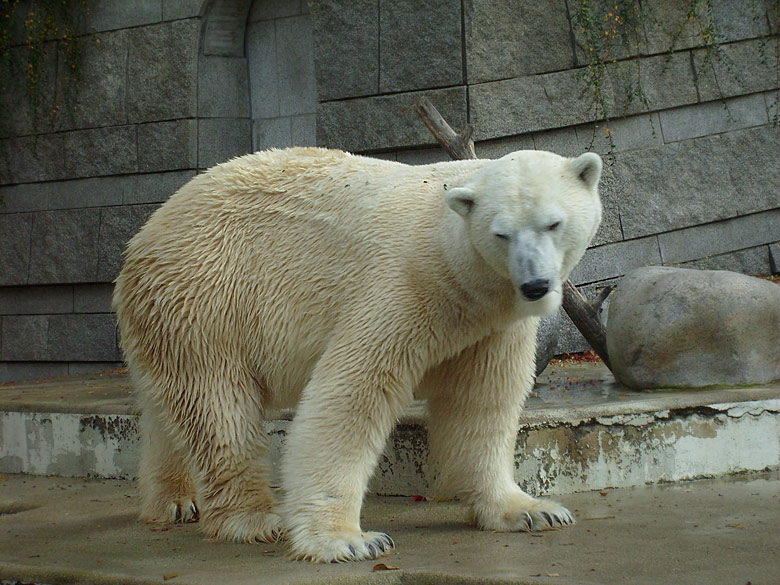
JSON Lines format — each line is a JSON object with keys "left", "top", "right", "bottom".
{"left": 494, "top": 233, "right": 510, "bottom": 241}
{"left": 547, "top": 221, "right": 561, "bottom": 232}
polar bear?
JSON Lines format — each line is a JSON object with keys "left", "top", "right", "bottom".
{"left": 113, "top": 147, "right": 602, "bottom": 562}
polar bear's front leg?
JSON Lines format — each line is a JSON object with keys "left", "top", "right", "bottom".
{"left": 425, "top": 321, "right": 575, "bottom": 532}
{"left": 281, "top": 350, "right": 409, "bottom": 562}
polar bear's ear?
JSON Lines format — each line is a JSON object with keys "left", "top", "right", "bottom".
{"left": 571, "top": 152, "right": 603, "bottom": 189}
{"left": 446, "top": 187, "right": 476, "bottom": 217}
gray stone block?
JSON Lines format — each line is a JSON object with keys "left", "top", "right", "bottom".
{"left": 63, "top": 126, "right": 138, "bottom": 179}
{"left": 86, "top": 0, "right": 163, "bottom": 32}
{"left": 74, "top": 284, "right": 116, "bottom": 313}
{"left": 198, "top": 56, "right": 250, "bottom": 118}
{"left": 395, "top": 148, "right": 450, "bottom": 166}
{"left": 137, "top": 120, "right": 198, "bottom": 172}
{"left": 201, "top": 0, "right": 252, "bottom": 56}
{"left": 575, "top": 113, "right": 662, "bottom": 154}
{"left": 659, "top": 94, "right": 768, "bottom": 143}
{"left": 682, "top": 245, "right": 772, "bottom": 275}
{"left": 589, "top": 164, "right": 624, "bottom": 247}
{"left": 379, "top": 0, "right": 462, "bottom": 93}
{"left": 0, "top": 285, "right": 73, "bottom": 315}
{"left": 247, "top": 20, "right": 281, "bottom": 119}
{"left": 126, "top": 19, "right": 198, "bottom": 123}
{"left": 639, "top": 0, "right": 715, "bottom": 54}
{"left": 28, "top": 208, "right": 101, "bottom": 284}
{"left": 311, "top": 0, "right": 379, "bottom": 100}
{"left": 317, "top": 87, "right": 467, "bottom": 152}
{"left": 124, "top": 171, "right": 196, "bottom": 204}
{"left": 253, "top": 117, "right": 292, "bottom": 151}
{"left": 0, "top": 315, "right": 49, "bottom": 360}
{"left": 570, "top": 236, "right": 662, "bottom": 285}
{"left": 249, "top": 0, "right": 302, "bottom": 21}
{"left": 536, "top": 309, "right": 563, "bottom": 376}
{"left": 608, "top": 51, "right": 697, "bottom": 116}
{"left": 0, "top": 362, "right": 69, "bottom": 384}
{"left": 613, "top": 125, "right": 780, "bottom": 240}
{"left": 570, "top": 0, "right": 639, "bottom": 63}
{"left": 470, "top": 69, "right": 612, "bottom": 141}
{"left": 290, "top": 114, "right": 317, "bottom": 147}
{"left": 770, "top": 242, "right": 780, "bottom": 273}
{"left": 711, "top": 0, "right": 770, "bottom": 42}
{"left": 1, "top": 177, "right": 129, "bottom": 213}
{"left": 49, "top": 177, "right": 126, "bottom": 210}
{"left": 163, "top": 0, "right": 204, "bottom": 20}
{"left": 467, "top": 0, "right": 573, "bottom": 83}
{"left": 0, "top": 42, "right": 58, "bottom": 138}
{"left": 475, "top": 134, "right": 536, "bottom": 159}
{"left": 276, "top": 15, "right": 317, "bottom": 116}
{"left": 97, "top": 205, "right": 160, "bottom": 282}
{"left": 533, "top": 127, "right": 581, "bottom": 158}
{"left": 767, "top": 90, "right": 779, "bottom": 123}
{"left": 68, "top": 361, "right": 124, "bottom": 374}
{"left": 55, "top": 30, "right": 127, "bottom": 131}
{"left": 198, "top": 118, "right": 252, "bottom": 169}
{"left": 0, "top": 183, "right": 50, "bottom": 213}
{"left": 367, "top": 152, "right": 398, "bottom": 162}
{"left": 693, "top": 38, "right": 778, "bottom": 102}
{"left": 0, "top": 213, "right": 32, "bottom": 286}
{"left": 0, "top": 134, "right": 67, "bottom": 185}
{"left": 658, "top": 208, "right": 780, "bottom": 265}
{"left": 47, "top": 313, "right": 119, "bottom": 361}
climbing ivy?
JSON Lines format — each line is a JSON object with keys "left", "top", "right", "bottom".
{"left": 572, "top": 0, "right": 780, "bottom": 151}
{"left": 0, "top": 0, "right": 89, "bottom": 133}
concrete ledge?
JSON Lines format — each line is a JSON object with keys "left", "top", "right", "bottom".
{"left": 1, "top": 364, "right": 778, "bottom": 496}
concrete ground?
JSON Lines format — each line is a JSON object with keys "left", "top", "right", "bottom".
{"left": 1, "top": 472, "right": 779, "bottom": 585}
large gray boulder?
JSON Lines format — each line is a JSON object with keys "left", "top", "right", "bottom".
{"left": 606, "top": 266, "right": 780, "bottom": 389}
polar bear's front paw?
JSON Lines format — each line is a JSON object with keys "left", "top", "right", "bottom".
{"left": 291, "top": 530, "right": 395, "bottom": 563}
{"left": 474, "top": 492, "right": 575, "bottom": 533}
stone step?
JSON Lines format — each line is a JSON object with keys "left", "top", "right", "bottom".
{"left": 1, "top": 363, "right": 779, "bottom": 497}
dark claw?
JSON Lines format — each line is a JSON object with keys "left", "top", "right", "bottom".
{"left": 525, "top": 512, "right": 534, "bottom": 530}
{"left": 381, "top": 534, "right": 395, "bottom": 549}
{"left": 367, "top": 543, "right": 377, "bottom": 559}
{"left": 190, "top": 502, "right": 199, "bottom": 521}
{"left": 348, "top": 544, "right": 357, "bottom": 559}
{"left": 174, "top": 505, "right": 182, "bottom": 522}
{"left": 541, "top": 511, "right": 553, "bottom": 526}
{"left": 375, "top": 539, "right": 386, "bottom": 553}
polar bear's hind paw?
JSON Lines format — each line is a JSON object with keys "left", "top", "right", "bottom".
{"left": 172, "top": 499, "right": 199, "bottom": 523}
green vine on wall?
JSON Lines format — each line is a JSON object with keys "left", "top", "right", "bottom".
{"left": 0, "top": 0, "right": 89, "bottom": 133}
{"left": 572, "top": 0, "right": 780, "bottom": 153}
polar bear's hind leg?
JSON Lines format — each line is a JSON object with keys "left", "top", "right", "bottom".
{"left": 138, "top": 408, "right": 199, "bottom": 524}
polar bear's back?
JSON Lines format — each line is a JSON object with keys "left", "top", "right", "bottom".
{"left": 113, "top": 147, "right": 486, "bottom": 404}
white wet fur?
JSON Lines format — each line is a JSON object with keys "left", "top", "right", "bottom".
{"left": 113, "top": 147, "right": 602, "bottom": 562}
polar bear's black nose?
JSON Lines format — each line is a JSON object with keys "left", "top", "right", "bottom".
{"left": 520, "top": 279, "right": 550, "bottom": 301}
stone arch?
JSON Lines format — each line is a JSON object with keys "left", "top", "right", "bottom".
{"left": 245, "top": 0, "right": 317, "bottom": 150}
{"left": 197, "top": 0, "right": 316, "bottom": 166}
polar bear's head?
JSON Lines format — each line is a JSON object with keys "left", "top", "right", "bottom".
{"left": 446, "top": 150, "right": 602, "bottom": 317}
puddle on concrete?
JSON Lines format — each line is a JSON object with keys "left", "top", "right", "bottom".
{"left": 528, "top": 362, "right": 641, "bottom": 409}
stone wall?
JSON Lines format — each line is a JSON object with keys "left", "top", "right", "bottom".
{"left": 0, "top": 0, "right": 778, "bottom": 381}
